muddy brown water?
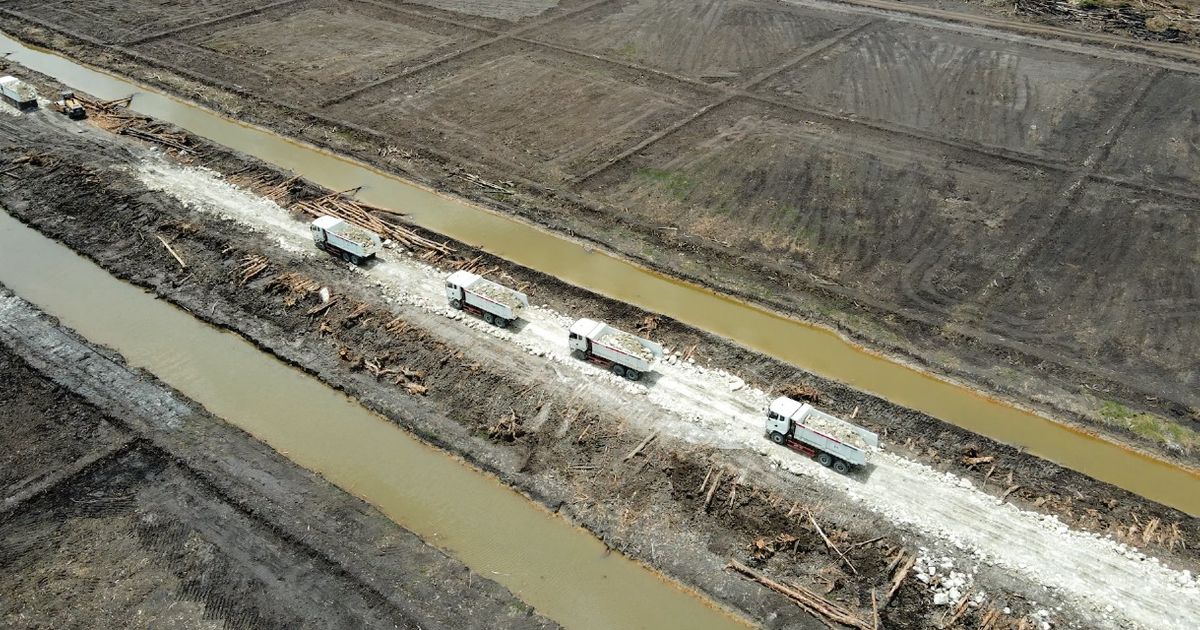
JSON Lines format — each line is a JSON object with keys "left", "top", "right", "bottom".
{"left": 0, "top": 32, "right": 1195, "bottom": 516}
{"left": 0, "top": 209, "right": 751, "bottom": 630}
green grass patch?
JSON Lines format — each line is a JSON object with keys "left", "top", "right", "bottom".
{"left": 636, "top": 168, "right": 695, "bottom": 201}
{"left": 1098, "top": 400, "right": 1198, "bottom": 452}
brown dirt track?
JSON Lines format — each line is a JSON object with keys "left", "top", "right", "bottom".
{"left": 0, "top": 0, "right": 1196, "bottom": 467}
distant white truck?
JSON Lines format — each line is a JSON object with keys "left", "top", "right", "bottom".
{"left": 445, "top": 270, "right": 528, "bottom": 328}
{"left": 310, "top": 216, "right": 382, "bottom": 265}
{"left": 0, "top": 76, "right": 38, "bottom": 111}
{"left": 568, "top": 318, "right": 663, "bottom": 381}
{"left": 765, "top": 397, "right": 879, "bottom": 473}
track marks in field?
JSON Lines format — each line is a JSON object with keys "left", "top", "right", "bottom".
{"left": 760, "top": 24, "right": 1140, "bottom": 160}
{"left": 532, "top": 0, "right": 860, "bottom": 81}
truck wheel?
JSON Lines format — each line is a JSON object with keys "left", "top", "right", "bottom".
{"left": 611, "top": 364, "right": 625, "bottom": 378}
{"left": 340, "top": 251, "right": 352, "bottom": 263}
{"left": 624, "top": 368, "right": 640, "bottom": 381}
{"left": 483, "top": 313, "right": 496, "bottom": 325}
{"left": 769, "top": 431, "right": 786, "bottom": 445}
{"left": 832, "top": 460, "right": 850, "bottom": 474}
{"left": 449, "top": 299, "right": 462, "bottom": 310}
{"left": 817, "top": 452, "right": 833, "bottom": 467}
{"left": 496, "top": 317, "right": 509, "bottom": 329}
{"left": 349, "top": 254, "right": 361, "bottom": 265}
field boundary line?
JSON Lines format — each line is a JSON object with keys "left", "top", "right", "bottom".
{"left": 799, "top": 0, "right": 1200, "bottom": 71}
{"left": 121, "top": 0, "right": 309, "bottom": 46}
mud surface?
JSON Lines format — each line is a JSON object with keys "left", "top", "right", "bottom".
{"left": 0, "top": 0, "right": 1194, "bottom": 463}
{"left": 0, "top": 65, "right": 1196, "bottom": 628}
{"left": 0, "top": 305, "right": 555, "bottom": 629}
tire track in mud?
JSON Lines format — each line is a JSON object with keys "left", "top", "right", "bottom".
{"left": 965, "top": 69, "right": 1167, "bottom": 316}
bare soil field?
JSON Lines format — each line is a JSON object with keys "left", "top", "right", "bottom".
{"left": 136, "top": 0, "right": 487, "bottom": 108}
{"left": 527, "top": 0, "right": 864, "bottom": 82}
{"left": 324, "top": 39, "right": 713, "bottom": 183}
{"left": 757, "top": 22, "right": 1142, "bottom": 159}
{"left": 0, "top": 0, "right": 1196, "bottom": 507}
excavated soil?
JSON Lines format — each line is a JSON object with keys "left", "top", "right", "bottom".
{"left": 0, "top": 0, "right": 1194, "bottom": 463}
{"left": 0, "top": 66, "right": 1195, "bottom": 628}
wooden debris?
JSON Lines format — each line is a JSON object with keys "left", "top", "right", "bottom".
{"left": 457, "top": 172, "right": 514, "bottom": 195}
{"left": 941, "top": 589, "right": 973, "bottom": 627}
{"left": 238, "top": 254, "right": 269, "bottom": 285}
{"left": 269, "top": 272, "right": 322, "bottom": 306}
{"left": 780, "top": 384, "right": 822, "bottom": 404}
{"left": 1002, "top": 484, "right": 1022, "bottom": 500}
{"left": 727, "top": 560, "right": 872, "bottom": 630}
{"left": 636, "top": 315, "right": 660, "bottom": 334}
{"left": 384, "top": 317, "right": 409, "bottom": 335}
{"left": 80, "top": 96, "right": 195, "bottom": 153}
{"left": 961, "top": 455, "right": 994, "bottom": 466}
{"left": 623, "top": 432, "right": 658, "bottom": 462}
{"left": 290, "top": 190, "right": 452, "bottom": 255}
{"left": 847, "top": 535, "right": 884, "bottom": 550}
{"left": 487, "top": 410, "right": 525, "bottom": 441}
{"left": 306, "top": 294, "right": 340, "bottom": 317}
{"left": 808, "top": 512, "right": 857, "bottom": 576}
{"left": 749, "top": 533, "right": 799, "bottom": 562}
{"left": 703, "top": 468, "right": 725, "bottom": 511}
{"left": 155, "top": 234, "right": 187, "bottom": 269}
{"left": 885, "top": 551, "right": 916, "bottom": 604}
{"left": 226, "top": 173, "right": 299, "bottom": 204}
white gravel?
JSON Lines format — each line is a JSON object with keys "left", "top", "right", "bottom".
{"left": 135, "top": 156, "right": 1200, "bottom": 630}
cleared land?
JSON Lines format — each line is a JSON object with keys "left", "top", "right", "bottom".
{"left": 0, "top": 0, "right": 1196, "bottom": 528}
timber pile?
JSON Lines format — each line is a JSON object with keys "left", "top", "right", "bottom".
{"left": 226, "top": 173, "right": 299, "bottom": 204}
{"left": 79, "top": 96, "right": 196, "bottom": 153}
{"left": 1017, "top": 0, "right": 1198, "bottom": 39}
{"left": 289, "top": 191, "right": 453, "bottom": 256}
{"left": 781, "top": 384, "right": 823, "bottom": 405}
{"left": 727, "top": 560, "right": 872, "bottom": 630}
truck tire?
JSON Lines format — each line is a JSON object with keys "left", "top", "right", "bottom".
{"left": 483, "top": 313, "right": 496, "bottom": 325}
{"left": 450, "top": 299, "right": 462, "bottom": 310}
{"left": 624, "top": 368, "right": 641, "bottom": 381}
{"left": 349, "top": 254, "right": 361, "bottom": 265}
{"left": 340, "top": 251, "right": 352, "bottom": 263}
{"left": 817, "top": 452, "right": 833, "bottom": 467}
{"left": 832, "top": 459, "right": 849, "bottom": 474}
{"left": 611, "top": 364, "right": 625, "bottom": 378}
{"left": 496, "top": 317, "right": 509, "bottom": 329}
{"left": 769, "top": 431, "right": 786, "bottom": 445}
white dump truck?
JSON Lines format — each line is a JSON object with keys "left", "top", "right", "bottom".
{"left": 0, "top": 76, "right": 38, "bottom": 111}
{"left": 765, "top": 397, "right": 879, "bottom": 473}
{"left": 310, "top": 215, "right": 382, "bottom": 265}
{"left": 445, "top": 270, "right": 528, "bottom": 328}
{"left": 568, "top": 318, "right": 663, "bottom": 381}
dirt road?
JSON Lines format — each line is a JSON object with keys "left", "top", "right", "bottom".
{"left": 0, "top": 290, "right": 556, "bottom": 629}
{"left": 135, "top": 154, "right": 1199, "bottom": 630}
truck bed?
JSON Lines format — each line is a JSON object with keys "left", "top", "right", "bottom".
{"left": 468, "top": 279, "right": 525, "bottom": 313}
{"left": 593, "top": 326, "right": 656, "bottom": 363}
